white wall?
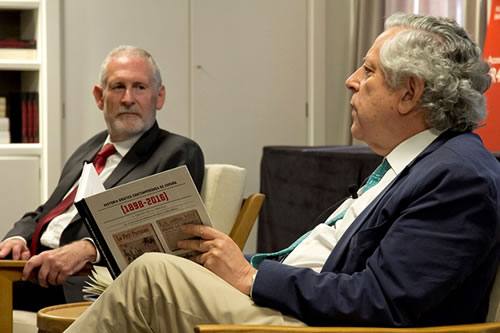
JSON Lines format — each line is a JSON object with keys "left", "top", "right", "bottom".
{"left": 62, "top": 0, "right": 191, "bottom": 153}
{"left": 62, "top": 0, "right": 308, "bottom": 253}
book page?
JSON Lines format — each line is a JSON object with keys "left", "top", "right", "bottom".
{"left": 75, "top": 162, "right": 105, "bottom": 202}
{"left": 83, "top": 265, "right": 113, "bottom": 300}
{"left": 80, "top": 165, "right": 212, "bottom": 273}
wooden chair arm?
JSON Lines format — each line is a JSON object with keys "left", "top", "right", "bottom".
{"left": 0, "top": 260, "right": 93, "bottom": 280}
{"left": 229, "top": 193, "right": 265, "bottom": 250}
{"left": 0, "top": 260, "right": 92, "bottom": 333}
{"left": 194, "top": 323, "right": 500, "bottom": 333}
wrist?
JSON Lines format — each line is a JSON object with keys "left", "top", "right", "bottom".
{"left": 81, "top": 239, "right": 97, "bottom": 262}
{"left": 249, "top": 270, "right": 258, "bottom": 298}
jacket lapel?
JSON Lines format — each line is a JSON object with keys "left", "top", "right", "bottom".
{"left": 323, "top": 178, "right": 397, "bottom": 269}
{"left": 323, "top": 131, "right": 453, "bottom": 270}
{"left": 103, "top": 122, "right": 160, "bottom": 188}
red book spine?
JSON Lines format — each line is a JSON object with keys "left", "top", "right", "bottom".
{"left": 21, "top": 94, "right": 28, "bottom": 143}
{"left": 27, "top": 94, "right": 33, "bottom": 143}
{"left": 33, "top": 93, "right": 39, "bottom": 143}
{"left": 0, "top": 39, "right": 36, "bottom": 49}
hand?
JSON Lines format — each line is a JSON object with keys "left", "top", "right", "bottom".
{"left": 178, "top": 224, "right": 256, "bottom": 295}
{"left": 0, "top": 238, "right": 30, "bottom": 260}
{"left": 22, "top": 239, "right": 97, "bottom": 287}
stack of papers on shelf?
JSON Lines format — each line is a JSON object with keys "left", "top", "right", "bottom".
{"left": 0, "top": 48, "right": 37, "bottom": 60}
{"left": 0, "top": 98, "right": 10, "bottom": 143}
{"left": 0, "top": 97, "right": 5, "bottom": 118}
{"left": 0, "top": 39, "right": 37, "bottom": 61}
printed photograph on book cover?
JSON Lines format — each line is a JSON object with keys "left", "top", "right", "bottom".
{"left": 112, "top": 224, "right": 164, "bottom": 264}
{"left": 156, "top": 209, "right": 203, "bottom": 252}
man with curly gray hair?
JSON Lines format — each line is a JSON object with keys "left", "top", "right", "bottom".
{"left": 381, "top": 13, "right": 490, "bottom": 132}
{"left": 66, "top": 13, "right": 500, "bottom": 331}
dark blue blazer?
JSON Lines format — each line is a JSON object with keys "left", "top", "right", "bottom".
{"left": 252, "top": 131, "right": 500, "bottom": 327}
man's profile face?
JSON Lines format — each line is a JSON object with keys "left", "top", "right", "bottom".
{"left": 344, "top": 28, "right": 405, "bottom": 155}
{"left": 93, "top": 55, "right": 165, "bottom": 142}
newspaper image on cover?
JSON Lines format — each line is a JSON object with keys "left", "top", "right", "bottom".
{"left": 75, "top": 165, "right": 212, "bottom": 277}
{"left": 156, "top": 209, "right": 202, "bottom": 252}
{"left": 112, "top": 223, "right": 164, "bottom": 264}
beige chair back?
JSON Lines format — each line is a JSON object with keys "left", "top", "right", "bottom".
{"left": 200, "top": 164, "right": 247, "bottom": 235}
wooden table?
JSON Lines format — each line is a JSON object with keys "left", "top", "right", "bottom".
{"left": 37, "top": 301, "right": 91, "bottom": 333}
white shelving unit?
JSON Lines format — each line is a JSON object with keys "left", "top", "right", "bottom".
{"left": 0, "top": 0, "right": 61, "bottom": 238}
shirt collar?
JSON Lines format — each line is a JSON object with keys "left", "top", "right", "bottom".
{"left": 386, "top": 128, "right": 444, "bottom": 175}
{"left": 103, "top": 133, "right": 142, "bottom": 157}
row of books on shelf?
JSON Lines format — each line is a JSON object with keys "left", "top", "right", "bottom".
{"left": 0, "top": 38, "right": 37, "bottom": 60}
{"left": 0, "top": 92, "right": 39, "bottom": 144}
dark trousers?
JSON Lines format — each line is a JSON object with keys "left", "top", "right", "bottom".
{"left": 13, "top": 275, "right": 89, "bottom": 312}
{"left": 13, "top": 280, "right": 66, "bottom": 312}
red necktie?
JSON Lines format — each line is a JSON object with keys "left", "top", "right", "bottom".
{"left": 30, "top": 144, "right": 117, "bottom": 255}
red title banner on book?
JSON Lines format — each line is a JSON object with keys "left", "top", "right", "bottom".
{"left": 476, "top": 0, "right": 500, "bottom": 151}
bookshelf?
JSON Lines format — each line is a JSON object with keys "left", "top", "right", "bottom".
{"left": 0, "top": 0, "right": 61, "bottom": 238}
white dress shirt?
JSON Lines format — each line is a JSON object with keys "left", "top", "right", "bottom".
{"left": 38, "top": 133, "right": 142, "bottom": 249}
{"left": 282, "top": 128, "right": 443, "bottom": 272}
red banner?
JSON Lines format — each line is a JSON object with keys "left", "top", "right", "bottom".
{"left": 475, "top": 0, "right": 500, "bottom": 151}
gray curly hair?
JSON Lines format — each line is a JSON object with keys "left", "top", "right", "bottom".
{"left": 380, "top": 13, "right": 491, "bottom": 132}
{"left": 98, "top": 45, "right": 162, "bottom": 90}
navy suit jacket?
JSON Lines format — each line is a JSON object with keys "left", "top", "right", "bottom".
{"left": 252, "top": 131, "right": 500, "bottom": 327}
{"left": 4, "top": 122, "right": 205, "bottom": 250}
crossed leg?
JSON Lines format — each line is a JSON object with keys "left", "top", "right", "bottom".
{"left": 65, "top": 252, "right": 305, "bottom": 333}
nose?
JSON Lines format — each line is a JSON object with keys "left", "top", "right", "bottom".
{"left": 121, "top": 88, "right": 135, "bottom": 106}
{"left": 345, "top": 67, "right": 361, "bottom": 92}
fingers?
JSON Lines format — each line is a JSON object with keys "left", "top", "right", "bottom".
{"left": 22, "top": 255, "right": 42, "bottom": 282}
{"left": 21, "top": 253, "right": 63, "bottom": 287}
{"left": 45, "top": 266, "right": 68, "bottom": 287}
{"left": 189, "top": 251, "right": 209, "bottom": 266}
{"left": 11, "top": 244, "right": 23, "bottom": 260}
{"left": 178, "top": 238, "right": 210, "bottom": 252}
{"left": 0, "top": 239, "right": 30, "bottom": 260}
{"left": 25, "top": 254, "right": 66, "bottom": 287}
{"left": 20, "top": 248, "right": 31, "bottom": 260}
{"left": 37, "top": 260, "right": 50, "bottom": 288}
{"left": 22, "top": 244, "right": 90, "bottom": 287}
{"left": 182, "top": 224, "right": 219, "bottom": 240}
{"left": 0, "top": 242, "right": 9, "bottom": 258}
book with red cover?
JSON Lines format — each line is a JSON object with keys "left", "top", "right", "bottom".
{"left": 8, "top": 92, "right": 39, "bottom": 143}
{"left": 0, "top": 39, "right": 36, "bottom": 49}
{"left": 31, "top": 93, "right": 39, "bottom": 143}
{"left": 21, "top": 94, "right": 28, "bottom": 143}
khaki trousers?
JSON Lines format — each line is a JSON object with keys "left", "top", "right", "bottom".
{"left": 65, "top": 253, "right": 306, "bottom": 333}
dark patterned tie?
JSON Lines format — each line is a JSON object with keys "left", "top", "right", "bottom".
{"left": 361, "top": 158, "right": 391, "bottom": 194}
{"left": 30, "top": 144, "right": 116, "bottom": 255}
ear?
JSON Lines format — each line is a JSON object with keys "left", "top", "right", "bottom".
{"left": 155, "top": 85, "right": 166, "bottom": 110}
{"left": 93, "top": 85, "right": 105, "bottom": 110}
{"left": 398, "top": 76, "right": 425, "bottom": 115}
